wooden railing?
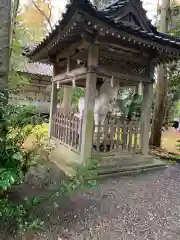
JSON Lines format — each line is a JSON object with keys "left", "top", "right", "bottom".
{"left": 52, "top": 113, "right": 140, "bottom": 154}
{"left": 93, "top": 118, "right": 140, "bottom": 154}
{"left": 52, "top": 113, "right": 81, "bottom": 151}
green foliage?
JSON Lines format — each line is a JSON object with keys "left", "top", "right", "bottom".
{"left": 58, "top": 87, "right": 85, "bottom": 106}
{"left": 61, "top": 162, "right": 97, "bottom": 195}
{"left": 0, "top": 95, "right": 43, "bottom": 192}
{"left": 0, "top": 94, "right": 46, "bottom": 234}
{"left": 0, "top": 169, "right": 20, "bottom": 191}
{"left": 176, "top": 143, "right": 180, "bottom": 152}
{"left": 0, "top": 198, "right": 44, "bottom": 233}
{"left": 31, "top": 123, "right": 48, "bottom": 146}
{"left": 72, "top": 87, "right": 85, "bottom": 104}
{"left": 0, "top": 161, "right": 97, "bottom": 235}
{"left": 127, "top": 93, "right": 142, "bottom": 120}
{"left": 116, "top": 89, "right": 142, "bottom": 119}
{"left": 10, "top": 15, "right": 31, "bottom": 89}
{"left": 166, "top": 61, "right": 180, "bottom": 120}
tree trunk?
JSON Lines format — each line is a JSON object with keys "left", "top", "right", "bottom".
{"left": 0, "top": 0, "right": 11, "bottom": 103}
{"left": 149, "top": 0, "right": 170, "bottom": 147}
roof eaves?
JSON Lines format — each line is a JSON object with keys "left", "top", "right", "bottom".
{"left": 83, "top": 7, "right": 180, "bottom": 50}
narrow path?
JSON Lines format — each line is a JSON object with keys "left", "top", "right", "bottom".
{"left": 37, "top": 164, "right": 180, "bottom": 240}
{"left": 2, "top": 163, "right": 180, "bottom": 240}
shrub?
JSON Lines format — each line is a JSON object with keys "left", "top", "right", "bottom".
{"left": 0, "top": 162, "right": 97, "bottom": 235}
{"left": 0, "top": 100, "right": 43, "bottom": 194}
{"left": 0, "top": 94, "right": 97, "bottom": 236}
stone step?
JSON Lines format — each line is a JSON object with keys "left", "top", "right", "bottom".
{"left": 95, "top": 161, "right": 166, "bottom": 175}
{"left": 87, "top": 157, "right": 166, "bottom": 179}
{"left": 93, "top": 155, "right": 161, "bottom": 169}
{"left": 93, "top": 165, "right": 167, "bottom": 180}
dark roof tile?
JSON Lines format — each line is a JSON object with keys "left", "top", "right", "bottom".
{"left": 17, "top": 60, "right": 52, "bottom": 77}
{"left": 26, "top": 0, "right": 180, "bottom": 59}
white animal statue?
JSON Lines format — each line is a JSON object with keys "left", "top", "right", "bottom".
{"left": 78, "top": 78, "right": 120, "bottom": 133}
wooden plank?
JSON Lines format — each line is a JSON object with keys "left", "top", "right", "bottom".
{"left": 96, "top": 119, "right": 101, "bottom": 153}
{"left": 53, "top": 113, "right": 57, "bottom": 138}
{"left": 66, "top": 114, "right": 70, "bottom": 145}
{"left": 53, "top": 67, "right": 87, "bottom": 82}
{"left": 64, "top": 115, "right": 68, "bottom": 144}
{"left": 103, "top": 120, "right": 109, "bottom": 152}
{"left": 71, "top": 116, "right": 75, "bottom": 147}
{"left": 67, "top": 114, "right": 70, "bottom": 146}
{"left": 78, "top": 118, "right": 83, "bottom": 152}
{"left": 128, "top": 122, "right": 133, "bottom": 152}
{"left": 65, "top": 114, "right": 68, "bottom": 144}
{"left": 56, "top": 113, "right": 60, "bottom": 140}
{"left": 61, "top": 114, "right": 65, "bottom": 143}
{"left": 74, "top": 116, "right": 79, "bottom": 149}
{"left": 96, "top": 66, "right": 150, "bottom": 83}
{"left": 110, "top": 119, "right": 116, "bottom": 151}
{"left": 55, "top": 113, "right": 58, "bottom": 139}
{"left": 59, "top": 113, "right": 62, "bottom": 142}
{"left": 122, "top": 121, "right": 127, "bottom": 151}
{"left": 134, "top": 121, "right": 139, "bottom": 152}
{"left": 116, "top": 118, "right": 121, "bottom": 151}
{"left": 100, "top": 49, "right": 148, "bottom": 65}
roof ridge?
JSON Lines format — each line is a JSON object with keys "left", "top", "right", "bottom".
{"left": 100, "top": 0, "right": 157, "bottom": 33}
{"left": 101, "top": 0, "right": 129, "bottom": 10}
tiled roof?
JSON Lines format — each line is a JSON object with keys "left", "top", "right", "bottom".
{"left": 18, "top": 60, "right": 53, "bottom": 77}
{"left": 102, "top": 0, "right": 129, "bottom": 12}
{"left": 26, "top": 0, "right": 180, "bottom": 60}
{"left": 102, "top": 0, "right": 157, "bottom": 32}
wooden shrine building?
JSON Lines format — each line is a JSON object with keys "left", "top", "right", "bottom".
{"left": 26, "top": 0, "right": 180, "bottom": 174}
{"left": 10, "top": 60, "right": 52, "bottom": 115}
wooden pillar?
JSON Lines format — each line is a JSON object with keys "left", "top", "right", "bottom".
{"left": 48, "top": 81, "right": 58, "bottom": 138}
{"left": 134, "top": 84, "right": 139, "bottom": 95}
{"left": 140, "top": 63, "right": 154, "bottom": 155}
{"left": 80, "top": 44, "right": 99, "bottom": 164}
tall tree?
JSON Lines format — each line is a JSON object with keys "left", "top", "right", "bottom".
{"left": 19, "top": 0, "right": 53, "bottom": 42}
{"left": 19, "top": 0, "right": 74, "bottom": 114}
{"left": 149, "top": 0, "right": 170, "bottom": 147}
{"left": 0, "top": 0, "right": 11, "bottom": 102}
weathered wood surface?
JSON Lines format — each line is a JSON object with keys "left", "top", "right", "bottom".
{"left": 52, "top": 112, "right": 140, "bottom": 154}
{"left": 93, "top": 118, "right": 140, "bottom": 154}
{"left": 52, "top": 113, "right": 80, "bottom": 151}
{"left": 53, "top": 67, "right": 87, "bottom": 82}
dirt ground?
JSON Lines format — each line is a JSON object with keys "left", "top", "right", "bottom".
{"left": 2, "top": 163, "right": 180, "bottom": 240}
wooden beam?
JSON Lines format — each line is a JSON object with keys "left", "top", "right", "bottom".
{"left": 99, "top": 49, "right": 149, "bottom": 65}
{"left": 53, "top": 67, "right": 87, "bottom": 82}
{"left": 96, "top": 66, "right": 150, "bottom": 83}
{"left": 54, "top": 74, "right": 86, "bottom": 85}
{"left": 56, "top": 39, "right": 90, "bottom": 61}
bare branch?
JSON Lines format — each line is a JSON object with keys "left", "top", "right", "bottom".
{"left": 47, "top": 1, "right": 52, "bottom": 25}
{"left": 32, "top": 0, "right": 53, "bottom": 31}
